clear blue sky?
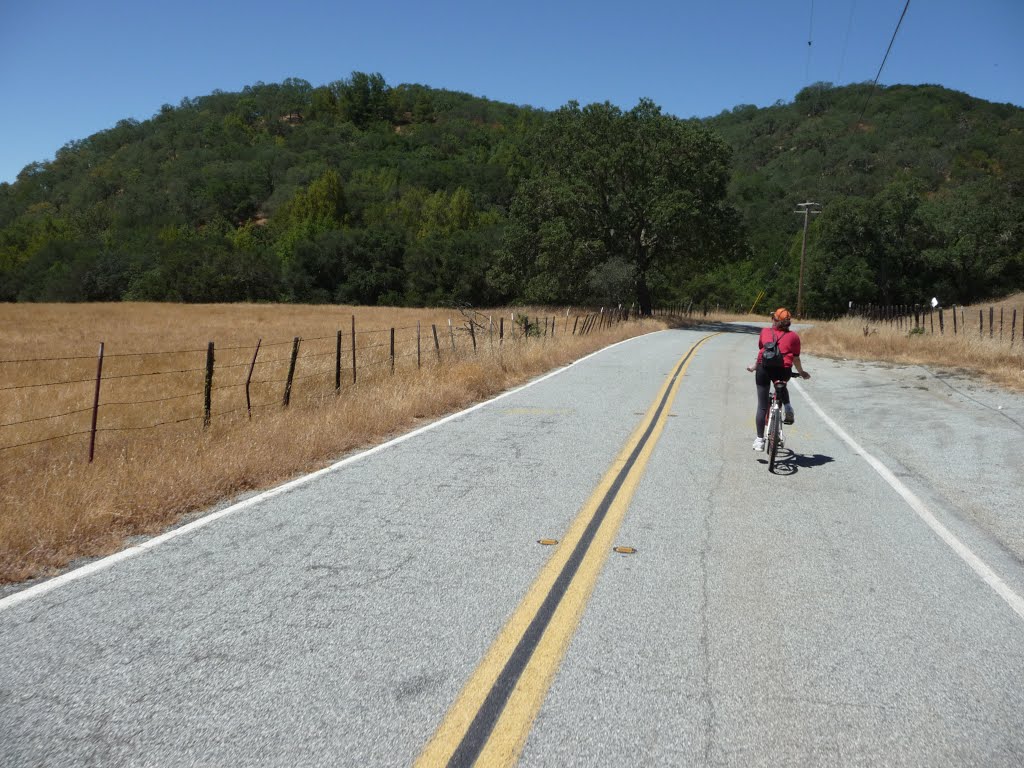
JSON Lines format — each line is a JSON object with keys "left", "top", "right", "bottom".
{"left": 1, "top": 0, "right": 1021, "bottom": 184}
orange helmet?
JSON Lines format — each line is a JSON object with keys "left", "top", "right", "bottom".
{"left": 773, "top": 307, "right": 792, "bottom": 323}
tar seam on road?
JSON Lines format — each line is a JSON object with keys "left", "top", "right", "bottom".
{"left": 418, "top": 333, "right": 719, "bottom": 768}
{"left": 921, "top": 366, "right": 1024, "bottom": 433}
{"left": 0, "top": 332, "right": 675, "bottom": 614}
{"left": 793, "top": 380, "right": 1024, "bottom": 623}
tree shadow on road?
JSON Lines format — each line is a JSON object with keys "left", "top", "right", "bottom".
{"left": 758, "top": 451, "right": 836, "bottom": 475}
{"left": 666, "top": 320, "right": 764, "bottom": 336}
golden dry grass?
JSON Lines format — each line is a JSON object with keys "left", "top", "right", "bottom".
{"left": 963, "top": 291, "right": 1024, "bottom": 313}
{"left": 803, "top": 302, "right": 1024, "bottom": 392}
{"left": 0, "top": 302, "right": 662, "bottom": 583}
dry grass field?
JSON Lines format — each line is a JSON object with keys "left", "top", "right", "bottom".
{"left": 803, "top": 293, "right": 1024, "bottom": 392}
{"left": 0, "top": 302, "right": 663, "bottom": 584}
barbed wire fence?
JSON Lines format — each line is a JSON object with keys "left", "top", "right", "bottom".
{"left": 850, "top": 302, "right": 1022, "bottom": 345}
{"left": 1, "top": 305, "right": 647, "bottom": 462}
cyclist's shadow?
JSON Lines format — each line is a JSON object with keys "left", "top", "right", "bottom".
{"left": 759, "top": 451, "right": 835, "bottom": 475}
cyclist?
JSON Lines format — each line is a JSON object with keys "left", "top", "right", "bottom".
{"left": 746, "top": 307, "right": 810, "bottom": 451}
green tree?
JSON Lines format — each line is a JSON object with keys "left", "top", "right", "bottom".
{"left": 272, "top": 169, "right": 346, "bottom": 261}
{"left": 493, "top": 99, "right": 737, "bottom": 314}
{"left": 336, "top": 72, "right": 391, "bottom": 129}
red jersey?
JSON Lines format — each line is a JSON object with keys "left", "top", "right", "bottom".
{"left": 757, "top": 328, "right": 801, "bottom": 368}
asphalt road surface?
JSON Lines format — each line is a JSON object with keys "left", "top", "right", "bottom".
{"left": 3, "top": 324, "right": 1024, "bottom": 767}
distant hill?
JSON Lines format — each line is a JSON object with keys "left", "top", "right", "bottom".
{"left": 1, "top": 76, "right": 1021, "bottom": 312}
{"left": 0, "top": 75, "right": 539, "bottom": 305}
{"left": 705, "top": 82, "right": 1024, "bottom": 311}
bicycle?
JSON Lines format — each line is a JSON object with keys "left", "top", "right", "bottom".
{"left": 764, "top": 378, "right": 789, "bottom": 473}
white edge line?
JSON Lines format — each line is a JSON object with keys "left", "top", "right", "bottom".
{"left": 792, "top": 380, "right": 1024, "bottom": 623}
{"left": 0, "top": 330, "right": 670, "bottom": 613}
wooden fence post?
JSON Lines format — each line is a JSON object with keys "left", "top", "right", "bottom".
{"left": 572, "top": 316, "right": 579, "bottom": 335}
{"left": 929, "top": 308, "right": 934, "bottom": 334}
{"left": 1000, "top": 307, "right": 1004, "bottom": 341}
{"left": 432, "top": 324, "right": 441, "bottom": 360}
{"left": 448, "top": 319, "right": 456, "bottom": 353}
{"left": 952, "top": 305, "right": 958, "bottom": 335}
{"left": 499, "top": 317, "right": 504, "bottom": 346}
{"left": 1012, "top": 309, "right": 1018, "bottom": 348}
{"left": 283, "top": 337, "right": 300, "bottom": 406}
{"left": 203, "top": 341, "right": 214, "bottom": 428}
{"left": 88, "top": 342, "right": 104, "bottom": 463}
{"left": 979, "top": 309, "right": 983, "bottom": 338}
{"left": 938, "top": 308, "right": 944, "bottom": 335}
{"left": 335, "top": 330, "right": 342, "bottom": 391}
{"left": 247, "top": 339, "right": 261, "bottom": 417}
{"left": 990, "top": 307, "right": 994, "bottom": 339}
{"left": 417, "top": 321, "right": 421, "bottom": 369}
{"left": 351, "top": 315, "right": 357, "bottom": 384}
{"left": 469, "top": 320, "right": 477, "bottom": 352}
{"left": 390, "top": 328, "right": 395, "bottom": 374}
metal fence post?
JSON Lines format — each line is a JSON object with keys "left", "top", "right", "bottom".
{"left": 203, "top": 341, "right": 214, "bottom": 428}
{"left": 246, "top": 339, "right": 261, "bottom": 417}
{"left": 283, "top": 337, "right": 300, "bottom": 406}
{"left": 88, "top": 342, "right": 104, "bottom": 462}
{"left": 335, "top": 330, "right": 342, "bottom": 391}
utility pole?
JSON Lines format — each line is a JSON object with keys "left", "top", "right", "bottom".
{"left": 793, "top": 201, "right": 821, "bottom": 318}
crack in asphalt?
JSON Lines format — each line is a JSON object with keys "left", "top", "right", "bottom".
{"left": 921, "top": 366, "right": 1024, "bottom": 432}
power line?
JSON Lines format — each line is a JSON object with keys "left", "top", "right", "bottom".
{"left": 857, "top": 0, "right": 911, "bottom": 123}
{"left": 805, "top": 0, "right": 815, "bottom": 85}
{"left": 837, "top": 0, "right": 858, "bottom": 84}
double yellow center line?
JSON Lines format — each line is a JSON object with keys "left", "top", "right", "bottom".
{"left": 417, "top": 333, "right": 718, "bottom": 767}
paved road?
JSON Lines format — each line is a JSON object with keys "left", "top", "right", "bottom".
{"left": 2, "top": 325, "right": 1024, "bottom": 766}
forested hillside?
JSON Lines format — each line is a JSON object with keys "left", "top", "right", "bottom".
{"left": 707, "top": 82, "right": 1024, "bottom": 312}
{"left": 1, "top": 74, "right": 1021, "bottom": 314}
{"left": 0, "top": 76, "right": 539, "bottom": 306}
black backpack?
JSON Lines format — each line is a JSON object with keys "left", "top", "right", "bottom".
{"left": 762, "top": 330, "right": 785, "bottom": 368}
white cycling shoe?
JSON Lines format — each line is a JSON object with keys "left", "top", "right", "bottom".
{"left": 752, "top": 437, "right": 765, "bottom": 451}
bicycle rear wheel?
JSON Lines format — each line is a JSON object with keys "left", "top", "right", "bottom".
{"left": 767, "top": 407, "right": 781, "bottom": 472}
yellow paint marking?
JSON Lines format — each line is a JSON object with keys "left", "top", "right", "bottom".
{"left": 417, "top": 333, "right": 718, "bottom": 767}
